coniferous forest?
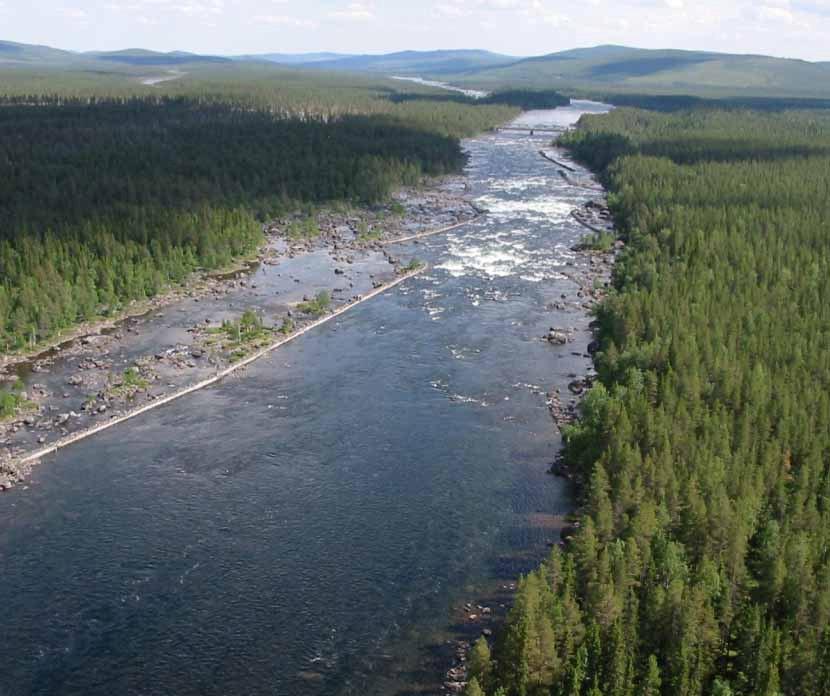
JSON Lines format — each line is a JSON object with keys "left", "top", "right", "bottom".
{"left": 472, "top": 109, "right": 830, "bottom": 696}
{"left": 0, "top": 93, "right": 516, "bottom": 352}
{"left": 4, "top": 54, "right": 829, "bottom": 695}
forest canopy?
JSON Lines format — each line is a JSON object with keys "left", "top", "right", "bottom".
{"left": 0, "top": 93, "right": 516, "bottom": 352}
{"left": 479, "top": 108, "right": 830, "bottom": 696}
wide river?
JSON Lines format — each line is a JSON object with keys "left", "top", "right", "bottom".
{"left": 0, "top": 101, "right": 609, "bottom": 696}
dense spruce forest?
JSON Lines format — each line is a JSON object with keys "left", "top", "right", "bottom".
{"left": 471, "top": 109, "right": 830, "bottom": 696}
{"left": 0, "top": 89, "right": 516, "bottom": 352}
{"left": 389, "top": 90, "right": 570, "bottom": 111}
{"left": 589, "top": 93, "right": 830, "bottom": 113}
{"left": 480, "top": 90, "right": 569, "bottom": 110}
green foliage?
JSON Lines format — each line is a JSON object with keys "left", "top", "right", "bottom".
{"left": 0, "top": 378, "right": 32, "bottom": 420}
{"left": 482, "top": 90, "right": 570, "bottom": 110}
{"left": 643, "top": 655, "right": 662, "bottom": 696}
{"left": 711, "top": 678, "right": 735, "bottom": 696}
{"left": 0, "top": 61, "right": 519, "bottom": 134}
{"left": 286, "top": 218, "right": 321, "bottom": 241}
{"left": 488, "top": 107, "right": 830, "bottom": 696}
{"left": 0, "top": 90, "right": 513, "bottom": 353}
{"left": 356, "top": 221, "right": 382, "bottom": 241}
{"left": 465, "top": 677, "right": 486, "bottom": 696}
{"left": 108, "top": 367, "right": 150, "bottom": 399}
{"left": 278, "top": 317, "right": 295, "bottom": 336}
{"left": 450, "top": 45, "right": 830, "bottom": 99}
{"left": 593, "top": 93, "right": 830, "bottom": 113}
{"left": 121, "top": 368, "right": 146, "bottom": 388}
{"left": 468, "top": 638, "right": 493, "bottom": 690}
{"left": 402, "top": 258, "right": 425, "bottom": 272}
{"left": 577, "top": 231, "right": 616, "bottom": 252}
{"left": 221, "top": 310, "right": 269, "bottom": 344}
{"left": 210, "top": 309, "right": 275, "bottom": 363}
{"left": 297, "top": 291, "right": 331, "bottom": 317}
{"left": 0, "top": 390, "right": 23, "bottom": 420}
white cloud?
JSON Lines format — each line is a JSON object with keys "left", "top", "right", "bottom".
{"left": 328, "top": 2, "right": 374, "bottom": 21}
{"left": 758, "top": 4, "right": 795, "bottom": 22}
{"left": 3, "top": 0, "right": 830, "bottom": 62}
{"left": 528, "top": 0, "right": 570, "bottom": 26}
{"left": 56, "top": 6, "right": 87, "bottom": 18}
{"left": 253, "top": 14, "right": 318, "bottom": 28}
{"left": 434, "top": 2, "right": 470, "bottom": 18}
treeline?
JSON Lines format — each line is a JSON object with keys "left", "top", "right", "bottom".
{"left": 388, "top": 89, "right": 570, "bottom": 112}
{"left": 560, "top": 108, "right": 830, "bottom": 172}
{"left": 474, "top": 109, "right": 830, "bottom": 695}
{"left": 0, "top": 94, "right": 512, "bottom": 351}
{"left": 591, "top": 93, "right": 830, "bottom": 113}
{"left": 480, "top": 90, "right": 570, "bottom": 110}
{"left": 0, "top": 63, "right": 519, "bottom": 132}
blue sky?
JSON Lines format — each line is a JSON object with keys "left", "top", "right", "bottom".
{"left": 2, "top": 0, "right": 829, "bottom": 61}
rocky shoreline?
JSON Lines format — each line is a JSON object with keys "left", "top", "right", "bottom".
{"left": 0, "top": 178, "right": 479, "bottom": 491}
{"left": 436, "top": 152, "right": 622, "bottom": 695}
{"left": 539, "top": 148, "right": 604, "bottom": 192}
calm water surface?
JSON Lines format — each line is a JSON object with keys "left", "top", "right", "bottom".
{"left": 0, "top": 102, "right": 609, "bottom": 696}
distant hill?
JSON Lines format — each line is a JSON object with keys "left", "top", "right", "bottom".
{"left": 0, "top": 40, "right": 85, "bottom": 65}
{"left": 296, "top": 50, "right": 518, "bottom": 75}
{"left": 448, "top": 45, "right": 830, "bottom": 98}
{"left": 87, "top": 49, "right": 230, "bottom": 66}
{"left": 234, "top": 52, "right": 352, "bottom": 65}
{"left": 225, "top": 45, "right": 830, "bottom": 98}
{"left": 0, "top": 41, "right": 233, "bottom": 69}
{"left": 2, "top": 40, "right": 830, "bottom": 100}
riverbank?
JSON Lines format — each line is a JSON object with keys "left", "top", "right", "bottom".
{"left": 539, "top": 148, "right": 604, "bottom": 192}
{"left": 0, "top": 181, "right": 474, "bottom": 376}
{"left": 0, "top": 252, "right": 263, "bottom": 376}
{"left": 0, "top": 178, "right": 480, "bottom": 490}
{"left": 433, "top": 137, "right": 621, "bottom": 695}
{"left": 0, "top": 103, "right": 619, "bottom": 696}
{"left": 7, "top": 265, "right": 427, "bottom": 477}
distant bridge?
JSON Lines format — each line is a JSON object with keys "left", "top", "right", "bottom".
{"left": 497, "top": 127, "right": 562, "bottom": 133}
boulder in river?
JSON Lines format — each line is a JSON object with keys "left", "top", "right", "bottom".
{"left": 546, "top": 329, "right": 570, "bottom": 345}
{"left": 568, "top": 380, "right": 585, "bottom": 395}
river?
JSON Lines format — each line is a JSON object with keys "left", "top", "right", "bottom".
{"left": 0, "top": 100, "right": 610, "bottom": 696}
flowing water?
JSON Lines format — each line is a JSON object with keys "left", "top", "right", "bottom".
{"left": 0, "top": 101, "right": 609, "bottom": 696}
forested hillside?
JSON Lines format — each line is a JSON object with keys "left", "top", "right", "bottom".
{"left": 471, "top": 109, "right": 830, "bottom": 695}
{"left": 0, "top": 94, "right": 516, "bottom": 352}
{"left": 0, "top": 63, "right": 517, "bottom": 126}
{"left": 450, "top": 46, "right": 830, "bottom": 99}
{"left": 286, "top": 49, "right": 517, "bottom": 75}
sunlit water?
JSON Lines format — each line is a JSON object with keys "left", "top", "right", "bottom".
{"left": 389, "top": 76, "right": 489, "bottom": 99}
{"left": 0, "top": 101, "right": 609, "bottom": 696}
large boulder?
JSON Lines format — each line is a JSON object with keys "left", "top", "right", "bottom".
{"left": 546, "top": 329, "right": 570, "bottom": 345}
